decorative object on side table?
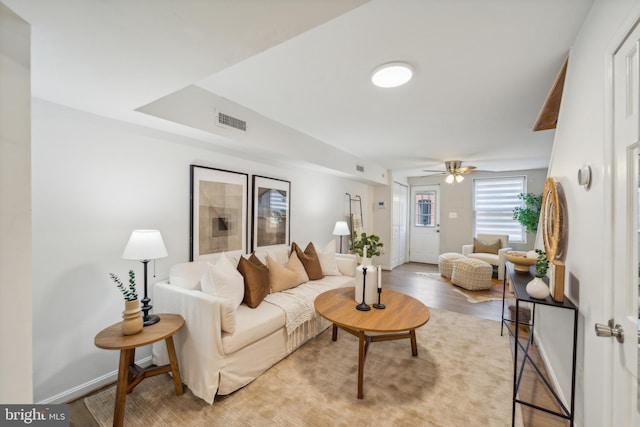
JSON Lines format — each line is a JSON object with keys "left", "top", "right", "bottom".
{"left": 355, "top": 246, "right": 377, "bottom": 306}
{"left": 504, "top": 250, "right": 537, "bottom": 273}
{"left": 109, "top": 270, "right": 143, "bottom": 335}
{"left": 373, "top": 265, "right": 385, "bottom": 309}
{"left": 526, "top": 249, "right": 550, "bottom": 299}
{"left": 549, "top": 259, "right": 565, "bottom": 302}
{"left": 122, "top": 229, "right": 168, "bottom": 326}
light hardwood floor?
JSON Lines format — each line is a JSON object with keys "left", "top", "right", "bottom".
{"left": 69, "top": 262, "right": 569, "bottom": 426}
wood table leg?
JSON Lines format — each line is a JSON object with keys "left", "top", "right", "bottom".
{"left": 332, "top": 323, "right": 338, "bottom": 341}
{"left": 410, "top": 329, "right": 418, "bottom": 356}
{"left": 357, "top": 331, "right": 365, "bottom": 399}
{"left": 113, "top": 349, "right": 132, "bottom": 427}
{"left": 165, "top": 336, "right": 184, "bottom": 395}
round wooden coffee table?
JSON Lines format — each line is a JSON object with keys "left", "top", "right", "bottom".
{"left": 314, "top": 287, "right": 430, "bottom": 398}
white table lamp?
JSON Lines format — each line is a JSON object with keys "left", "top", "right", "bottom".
{"left": 122, "top": 230, "right": 168, "bottom": 326}
{"left": 332, "top": 221, "right": 351, "bottom": 254}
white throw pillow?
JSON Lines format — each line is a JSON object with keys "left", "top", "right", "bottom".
{"left": 219, "top": 299, "right": 237, "bottom": 335}
{"left": 314, "top": 241, "right": 342, "bottom": 276}
{"left": 200, "top": 253, "right": 244, "bottom": 309}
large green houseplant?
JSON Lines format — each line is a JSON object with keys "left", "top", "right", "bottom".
{"left": 351, "top": 232, "right": 384, "bottom": 258}
{"left": 513, "top": 192, "right": 542, "bottom": 234}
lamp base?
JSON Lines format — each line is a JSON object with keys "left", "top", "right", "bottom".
{"left": 143, "top": 314, "right": 160, "bottom": 326}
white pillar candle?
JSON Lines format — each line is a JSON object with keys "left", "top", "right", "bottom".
{"left": 363, "top": 245, "right": 368, "bottom": 259}
{"left": 378, "top": 265, "right": 382, "bottom": 288}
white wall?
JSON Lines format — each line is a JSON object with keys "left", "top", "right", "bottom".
{"left": 538, "top": 1, "right": 639, "bottom": 426}
{"left": 0, "top": 2, "right": 32, "bottom": 403}
{"left": 30, "top": 100, "right": 375, "bottom": 403}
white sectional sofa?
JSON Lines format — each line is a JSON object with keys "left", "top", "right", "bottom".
{"left": 151, "top": 243, "right": 357, "bottom": 404}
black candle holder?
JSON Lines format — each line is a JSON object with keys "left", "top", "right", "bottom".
{"left": 373, "top": 286, "right": 385, "bottom": 309}
{"left": 356, "top": 267, "right": 371, "bottom": 311}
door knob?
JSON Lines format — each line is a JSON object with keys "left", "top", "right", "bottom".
{"left": 594, "top": 319, "right": 624, "bottom": 343}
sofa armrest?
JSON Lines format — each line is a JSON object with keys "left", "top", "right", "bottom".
{"left": 497, "top": 247, "right": 513, "bottom": 262}
{"left": 152, "top": 281, "right": 226, "bottom": 404}
{"left": 462, "top": 244, "right": 473, "bottom": 256}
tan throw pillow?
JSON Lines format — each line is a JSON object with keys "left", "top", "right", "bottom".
{"left": 315, "top": 241, "right": 342, "bottom": 276}
{"left": 237, "top": 254, "right": 270, "bottom": 308}
{"left": 291, "top": 242, "right": 324, "bottom": 280}
{"left": 473, "top": 238, "right": 501, "bottom": 255}
{"left": 267, "top": 251, "right": 309, "bottom": 293}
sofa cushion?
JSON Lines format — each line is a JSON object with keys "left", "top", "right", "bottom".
{"left": 467, "top": 252, "right": 499, "bottom": 265}
{"left": 473, "top": 237, "right": 501, "bottom": 255}
{"left": 267, "top": 251, "right": 309, "bottom": 292}
{"left": 292, "top": 242, "right": 323, "bottom": 280}
{"left": 221, "top": 301, "right": 286, "bottom": 354}
{"left": 200, "top": 253, "right": 244, "bottom": 309}
{"left": 314, "top": 241, "right": 342, "bottom": 276}
{"left": 219, "top": 299, "right": 237, "bottom": 335}
{"left": 237, "top": 254, "right": 270, "bottom": 308}
{"left": 336, "top": 254, "right": 357, "bottom": 277}
{"left": 168, "top": 261, "right": 208, "bottom": 290}
{"left": 254, "top": 244, "right": 289, "bottom": 266}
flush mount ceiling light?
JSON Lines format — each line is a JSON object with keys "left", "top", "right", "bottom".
{"left": 371, "top": 62, "right": 413, "bottom": 88}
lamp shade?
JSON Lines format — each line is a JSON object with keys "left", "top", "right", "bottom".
{"left": 122, "top": 230, "right": 168, "bottom": 261}
{"left": 445, "top": 174, "right": 455, "bottom": 184}
{"left": 332, "top": 221, "right": 350, "bottom": 236}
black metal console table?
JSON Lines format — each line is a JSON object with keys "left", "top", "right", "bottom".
{"left": 501, "top": 262, "right": 578, "bottom": 427}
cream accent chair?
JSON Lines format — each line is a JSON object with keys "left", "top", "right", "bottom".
{"left": 461, "top": 234, "right": 511, "bottom": 281}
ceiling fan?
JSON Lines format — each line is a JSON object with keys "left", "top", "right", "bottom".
{"left": 422, "top": 160, "right": 478, "bottom": 183}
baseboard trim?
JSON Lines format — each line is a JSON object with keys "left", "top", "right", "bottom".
{"left": 37, "top": 356, "right": 152, "bottom": 404}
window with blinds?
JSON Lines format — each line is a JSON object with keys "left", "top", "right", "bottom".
{"left": 473, "top": 176, "right": 526, "bottom": 243}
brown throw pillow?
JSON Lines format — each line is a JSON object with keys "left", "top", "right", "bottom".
{"left": 237, "top": 254, "right": 270, "bottom": 308}
{"left": 291, "top": 242, "right": 324, "bottom": 280}
{"left": 267, "top": 251, "right": 309, "bottom": 293}
{"left": 472, "top": 238, "right": 501, "bottom": 255}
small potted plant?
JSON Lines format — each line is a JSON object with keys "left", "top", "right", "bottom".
{"left": 110, "top": 270, "right": 143, "bottom": 335}
{"left": 526, "top": 249, "right": 550, "bottom": 299}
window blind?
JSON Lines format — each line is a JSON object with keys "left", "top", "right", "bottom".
{"left": 473, "top": 176, "right": 525, "bottom": 243}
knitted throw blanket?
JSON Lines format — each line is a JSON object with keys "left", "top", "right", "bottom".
{"left": 264, "top": 281, "right": 337, "bottom": 352}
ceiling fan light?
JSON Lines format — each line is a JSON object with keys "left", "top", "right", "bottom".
{"left": 455, "top": 174, "right": 464, "bottom": 183}
{"left": 371, "top": 62, "right": 413, "bottom": 88}
{"left": 445, "top": 174, "right": 455, "bottom": 184}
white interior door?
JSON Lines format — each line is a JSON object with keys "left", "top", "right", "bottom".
{"left": 409, "top": 185, "right": 440, "bottom": 263}
{"left": 610, "top": 22, "right": 640, "bottom": 427}
{"left": 392, "top": 182, "right": 408, "bottom": 268}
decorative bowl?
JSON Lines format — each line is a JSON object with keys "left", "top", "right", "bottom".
{"left": 505, "top": 251, "right": 536, "bottom": 273}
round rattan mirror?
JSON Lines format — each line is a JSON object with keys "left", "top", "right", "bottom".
{"left": 541, "top": 177, "right": 562, "bottom": 261}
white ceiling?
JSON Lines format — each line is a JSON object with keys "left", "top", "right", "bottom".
{"left": 4, "top": 0, "right": 595, "bottom": 179}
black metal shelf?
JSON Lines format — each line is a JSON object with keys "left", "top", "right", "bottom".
{"left": 501, "top": 262, "right": 578, "bottom": 427}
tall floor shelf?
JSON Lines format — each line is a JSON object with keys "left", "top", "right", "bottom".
{"left": 501, "top": 262, "right": 578, "bottom": 427}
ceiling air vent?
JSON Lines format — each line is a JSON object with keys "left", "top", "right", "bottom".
{"left": 216, "top": 111, "right": 247, "bottom": 131}
{"left": 356, "top": 165, "right": 365, "bottom": 172}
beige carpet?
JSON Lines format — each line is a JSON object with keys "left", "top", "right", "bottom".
{"left": 85, "top": 308, "right": 521, "bottom": 427}
{"left": 416, "top": 272, "right": 507, "bottom": 303}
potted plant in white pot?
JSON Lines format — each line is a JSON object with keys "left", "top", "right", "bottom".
{"left": 526, "top": 249, "right": 550, "bottom": 299}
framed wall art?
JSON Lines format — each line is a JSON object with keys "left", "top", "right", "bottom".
{"left": 190, "top": 165, "right": 248, "bottom": 261}
{"left": 252, "top": 175, "right": 290, "bottom": 251}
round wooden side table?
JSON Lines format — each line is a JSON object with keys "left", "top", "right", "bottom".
{"left": 94, "top": 313, "right": 184, "bottom": 427}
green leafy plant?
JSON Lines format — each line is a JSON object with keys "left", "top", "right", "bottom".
{"left": 109, "top": 270, "right": 138, "bottom": 301}
{"left": 351, "top": 232, "right": 384, "bottom": 257}
{"left": 534, "top": 249, "right": 549, "bottom": 278}
{"left": 513, "top": 192, "right": 542, "bottom": 234}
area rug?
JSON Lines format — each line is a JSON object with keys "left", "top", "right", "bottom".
{"left": 85, "top": 308, "right": 522, "bottom": 427}
{"left": 415, "top": 271, "right": 507, "bottom": 303}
